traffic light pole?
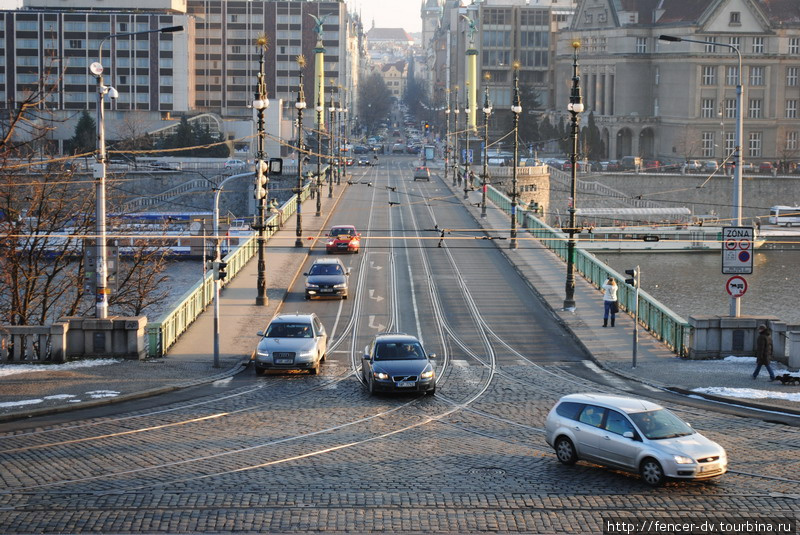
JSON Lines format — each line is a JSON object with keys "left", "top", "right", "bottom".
{"left": 625, "top": 266, "right": 640, "bottom": 368}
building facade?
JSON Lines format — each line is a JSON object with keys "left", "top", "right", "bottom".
{"left": 557, "top": 0, "right": 800, "bottom": 165}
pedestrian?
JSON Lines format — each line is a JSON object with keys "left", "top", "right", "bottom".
{"left": 602, "top": 277, "right": 618, "bottom": 327}
{"left": 753, "top": 324, "right": 776, "bottom": 381}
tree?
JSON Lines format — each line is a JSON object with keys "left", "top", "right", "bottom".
{"left": 65, "top": 110, "right": 96, "bottom": 156}
{"left": 404, "top": 76, "right": 429, "bottom": 121}
{"left": 581, "top": 112, "right": 604, "bottom": 161}
{"left": 518, "top": 85, "right": 542, "bottom": 150}
{"left": 358, "top": 72, "right": 392, "bottom": 135}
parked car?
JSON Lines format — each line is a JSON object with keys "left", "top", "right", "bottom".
{"left": 224, "top": 159, "right": 246, "bottom": 169}
{"left": 304, "top": 257, "right": 350, "bottom": 299}
{"left": 325, "top": 224, "right": 361, "bottom": 254}
{"left": 254, "top": 313, "right": 328, "bottom": 375}
{"left": 643, "top": 159, "right": 661, "bottom": 171}
{"left": 684, "top": 160, "right": 702, "bottom": 172}
{"left": 413, "top": 166, "right": 431, "bottom": 181}
{"left": 758, "top": 161, "right": 774, "bottom": 174}
{"left": 619, "top": 156, "right": 642, "bottom": 171}
{"left": 545, "top": 393, "right": 727, "bottom": 486}
{"left": 361, "top": 332, "right": 436, "bottom": 395}
{"left": 147, "top": 161, "right": 180, "bottom": 171}
{"left": 702, "top": 160, "right": 719, "bottom": 172}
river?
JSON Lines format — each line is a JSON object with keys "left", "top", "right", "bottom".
{"left": 594, "top": 249, "right": 800, "bottom": 326}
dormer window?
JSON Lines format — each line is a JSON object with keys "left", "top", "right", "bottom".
{"left": 729, "top": 12, "right": 741, "bottom": 25}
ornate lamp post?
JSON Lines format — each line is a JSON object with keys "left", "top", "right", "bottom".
{"left": 464, "top": 103, "right": 471, "bottom": 199}
{"left": 315, "top": 98, "right": 323, "bottom": 216}
{"left": 90, "top": 24, "right": 183, "bottom": 318}
{"left": 452, "top": 87, "right": 459, "bottom": 186}
{"left": 337, "top": 89, "right": 345, "bottom": 185}
{"left": 481, "top": 83, "right": 492, "bottom": 218}
{"left": 563, "top": 42, "right": 584, "bottom": 310}
{"left": 444, "top": 89, "right": 451, "bottom": 180}
{"left": 328, "top": 90, "right": 335, "bottom": 198}
{"left": 509, "top": 61, "right": 522, "bottom": 249}
{"left": 294, "top": 56, "right": 307, "bottom": 248}
{"left": 252, "top": 35, "right": 270, "bottom": 305}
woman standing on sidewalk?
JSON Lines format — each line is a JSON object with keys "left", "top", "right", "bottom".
{"left": 602, "top": 278, "right": 618, "bottom": 327}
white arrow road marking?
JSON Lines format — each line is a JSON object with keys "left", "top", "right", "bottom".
{"left": 369, "top": 289, "right": 384, "bottom": 302}
{"left": 212, "top": 377, "right": 233, "bottom": 387}
{"left": 370, "top": 261, "right": 383, "bottom": 271}
{"left": 368, "top": 315, "right": 386, "bottom": 331}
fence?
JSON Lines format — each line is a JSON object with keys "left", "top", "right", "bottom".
{"left": 483, "top": 178, "right": 691, "bottom": 356}
{"left": 145, "top": 183, "right": 312, "bottom": 358}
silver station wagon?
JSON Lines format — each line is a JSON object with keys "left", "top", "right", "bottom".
{"left": 254, "top": 313, "right": 327, "bottom": 375}
{"left": 545, "top": 393, "right": 727, "bottom": 486}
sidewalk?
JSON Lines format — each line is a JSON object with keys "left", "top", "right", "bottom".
{"left": 1, "top": 176, "right": 798, "bottom": 423}
{"left": 0, "top": 186, "right": 347, "bottom": 422}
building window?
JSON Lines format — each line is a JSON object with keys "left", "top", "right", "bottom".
{"left": 701, "top": 99, "right": 715, "bottom": 118}
{"left": 725, "top": 131, "right": 736, "bottom": 154}
{"left": 787, "top": 131, "right": 798, "bottom": 151}
{"left": 702, "top": 132, "right": 715, "bottom": 157}
{"left": 726, "top": 66, "right": 739, "bottom": 86}
{"left": 749, "top": 98, "right": 762, "bottom": 118}
{"left": 701, "top": 66, "right": 716, "bottom": 85}
{"left": 159, "top": 93, "right": 173, "bottom": 104}
{"left": 789, "top": 38, "right": 800, "bottom": 55}
{"left": 787, "top": 100, "right": 798, "bottom": 119}
{"left": 635, "top": 37, "right": 647, "bottom": 54}
{"left": 729, "top": 37, "right": 741, "bottom": 49}
{"left": 704, "top": 38, "right": 717, "bottom": 52}
{"left": 748, "top": 132, "right": 762, "bottom": 157}
{"left": 752, "top": 37, "right": 764, "bottom": 54}
{"left": 749, "top": 66, "right": 764, "bottom": 86}
{"left": 729, "top": 12, "right": 741, "bottom": 25}
{"left": 788, "top": 67, "right": 798, "bottom": 86}
{"left": 64, "top": 21, "right": 86, "bottom": 32}
{"left": 482, "top": 30, "right": 511, "bottom": 48}
{"left": 724, "top": 98, "right": 737, "bottom": 119}
{"left": 655, "top": 66, "right": 660, "bottom": 85}
{"left": 15, "top": 20, "right": 38, "bottom": 31}
{"left": 68, "top": 39, "right": 84, "bottom": 49}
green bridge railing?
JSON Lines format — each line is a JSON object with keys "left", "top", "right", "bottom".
{"left": 484, "top": 181, "right": 690, "bottom": 356}
{"left": 146, "top": 182, "right": 313, "bottom": 358}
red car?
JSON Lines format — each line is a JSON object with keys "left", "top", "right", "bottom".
{"left": 326, "top": 225, "right": 360, "bottom": 254}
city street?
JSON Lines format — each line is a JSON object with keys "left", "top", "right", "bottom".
{"left": 0, "top": 157, "right": 797, "bottom": 534}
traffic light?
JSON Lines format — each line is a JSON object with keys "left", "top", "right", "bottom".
{"left": 253, "top": 159, "right": 268, "bottom": 199}
{"left": 217, "top": 261, "right": 228, "bottom": 281}
{"left": 424, "top": 122, "right": 430, "bottom": 133}
{"left": 624, "top": 268, "right": 638, "bottom": 287}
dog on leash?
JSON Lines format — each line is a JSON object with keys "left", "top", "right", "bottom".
{"left": 775, "top": 373, "right": 800, "bottom": 385}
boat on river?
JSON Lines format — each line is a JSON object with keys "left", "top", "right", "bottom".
{"left": 576, "top": 225, "right": 766, "bottom": 252}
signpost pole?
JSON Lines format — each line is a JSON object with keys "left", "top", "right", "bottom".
{"left": 721, "top": 226, "right": 754, "bottom": 318}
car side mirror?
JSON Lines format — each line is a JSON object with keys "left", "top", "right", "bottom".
{"left": 303, "top": 272, "right": 308, "bottom": 276}
{"left": 428, "top": 353, "right": 437, "bottom": 359}
{"left": 256, "top": 331, "right": 264, "bottom": 337}
{"left": 346, "top": 269, "right": 351, "bottom": 276}
{"left": 623, "top": 431, "right": 634, "bottom": 439}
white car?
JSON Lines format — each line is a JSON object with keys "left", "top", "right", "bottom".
{"left": 224, "top": 159, "right": 246, "bottom": 169}
{"left": 545, "top": 393, "right": 727, "bottom": 486}
{"left": 254, "top": 313, "right": 327, "bottom": 375}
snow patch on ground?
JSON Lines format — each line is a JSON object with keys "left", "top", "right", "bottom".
{"left": 693, "top": 387, "right": 800, "bottom": 402}
{"left": 0, "top": 359, "right": 120, "bottom": 378}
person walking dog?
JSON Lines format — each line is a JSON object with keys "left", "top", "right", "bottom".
{"left": 602, "top": 278, "right": 618, "bottom": 328}
{"left": 753, "top": 324, "right": 776, "bottom": 381}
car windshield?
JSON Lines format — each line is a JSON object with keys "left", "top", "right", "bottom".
{"left": 309, "top": 263, "right": 344, "bottom": 276}
{"left": 374, "top": 342, "right": 425, "bottom": 361}
{"left": 265, "top": 322, "right": 313, "bottom": 338}
{"left": 629, "top": 409, "right": 694, "bottom": 440}
{"left": 332, "top": 228, "right": 354, "bottom": 237}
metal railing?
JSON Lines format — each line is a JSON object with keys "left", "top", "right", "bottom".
{"left": 484, "top": 180, "right": 691, "bottom": 356}
{"left": 145, "top": 183, "right": 312, "bottom": 357}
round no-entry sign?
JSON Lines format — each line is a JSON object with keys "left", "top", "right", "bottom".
{"left": 726, "top": 275, "right": 748, "bottom": 298}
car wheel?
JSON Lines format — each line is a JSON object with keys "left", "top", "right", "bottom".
{"left": 255, "top": 367, "right": 265, "bottom": 376}
{"left": 342, "top": 294, "right": 348, "bottom": 300}
{"left": 309, "top": 361, "right": 320, "bottom": 375}
{"left": 640, "top": 458, "right": 665, "bottom": 486}
{"left": 555, "top": 437, "right": 578, "bottom": 465}
{"left": 368, "top": 376, "right": 377, "bottom": 395}
{"left": 425, "top": 386, "right": 436, "bottom": 396}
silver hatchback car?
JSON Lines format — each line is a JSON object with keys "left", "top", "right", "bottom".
{"left": 254, "top": 313, "right": 327, "bottom": 375}
{"left": 545, "top": 393, "right": 727, "bottom": 486}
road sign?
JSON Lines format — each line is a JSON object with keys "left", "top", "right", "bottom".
{"left": 461, "top": 149, "right": 473, "bottom": 163}
{"left": 721, "top": 226, "right": 754, "bottom": 274}
{"left": 726, "top": 275, "right": 748, "bottom": 298}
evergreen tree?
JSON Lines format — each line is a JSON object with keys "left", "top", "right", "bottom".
{"left": 66, "top": 111, "right": 96, "bottom": 155}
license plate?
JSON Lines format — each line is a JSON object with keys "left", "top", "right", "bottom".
{"left": 320, "top": 288, "right": 333, "bottom": 293}
{"left": 699, "top": 463, "right": 717, "bottom": 473}
{"left": 396, "top": 381, "right": 415, "bottom": 388}
{"left": 275, "top": 359, "right": 292, "bottom": 364}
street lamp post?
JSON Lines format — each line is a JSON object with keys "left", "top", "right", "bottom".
{"left": 90, "top": 25, "right": 182, "bottom": 319}
{"left": 252, "top": 35, "right": 270, "bottom": 306}
{"left": 316, "top": 100, "right": 323, "bottom": 216}
{"left": 509, "top": 62, "right": 522, "bottom": 250}
{"left": 337, "top": 92, "right": 345, "bottom": 186}
{"left": 452, "top": 87, "right": 459, "bottom": 186}
{"left": 563, "top": 42, "right": 584, "bottom": 310}
{"left": 294, "top": 56, "right": 307, "bottom": 248}
{"left": 464, "top": 105, "right": 471, "bottom": 199}
{"left": 328, "top": 91, "right": 335, "bottom": 198}
{"left": 660, "top": 34, "right": 743, "bottom": 317}
{"left": 481, "top": 85, "right": 492, "bottom": 218}
{"left": 444, "top": 90, "right": 451, "bottom": 181}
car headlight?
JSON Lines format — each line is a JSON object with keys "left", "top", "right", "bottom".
{"left": 373, "top": 371, "right": 389, "bottom": 380}
{"left": 327, "top": 240, "right": 335, "bottom": 246}
{"left": 673, "top": 455, "right": 694, "bottom": 464}
{"left": 256, "top": 349, "right": 269, "bottom": 359}
{"left": 334, "top": 283, "right": 347, "bottom": 289}
{"left": 420, "top": 369, "right": 435, "bottom": 379}
{"left": 298, "top": 350, "right": 315, "bottom": 359}
{"left": 306, "top": 282, "right": 319, "bottom": 288}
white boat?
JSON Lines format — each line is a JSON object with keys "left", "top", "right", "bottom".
{"left": 576, "top": 225, "right": 766, "bottom": 252}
